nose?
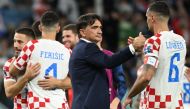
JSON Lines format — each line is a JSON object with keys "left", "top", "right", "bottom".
{"left": 98, "top": 28, "right": 102, "bottom": 35}
{"left": 14, "top": 41, "right": 19, "bottom": 48}
{"left": 62, "top": 37, "right": 67, "bottom": 43}
{"left": 14, "top": 41, "right": 20, "bottom": 49}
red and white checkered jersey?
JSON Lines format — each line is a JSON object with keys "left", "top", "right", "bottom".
{"left": 3, "top": 57, "right": 28, "bottom": 109}
{"left": 140, "top": 31, "right": 186, "bottom": 109}
{"left": 13, "top": 39, "right": 70, "bottom": 109}
{"left": 181, "top": 67, "right": 190, "bottom": 109}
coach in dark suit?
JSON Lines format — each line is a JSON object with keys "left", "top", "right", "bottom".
{"left": 69, "top": 13, "right": 145, "bottom": 109}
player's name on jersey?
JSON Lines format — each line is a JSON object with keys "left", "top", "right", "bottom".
{"left": 166, "top": 41, "right": 184, "bottom": 50}
{"left": 40, "top": 51, "right": 64, "bottom": 60}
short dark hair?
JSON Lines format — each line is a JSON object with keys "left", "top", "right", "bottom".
{"left": 76, "top": 13, "right": 102, "bottom": 38}
{"left": 40, "top": 11, "right": 59, "bottom": 27}
{"left": 15, "top": 27, "right": 36, "bottom": 39}
{"left": 32, "top": 20, "right": 41, "bottom": 38}
{"left": 63, "top": 24, "right": 77, "bottom": 35}
{"left": 149, "top": 1, "right": 170, "bottom": 17}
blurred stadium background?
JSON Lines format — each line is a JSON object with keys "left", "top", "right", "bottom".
{"left": 0, "top": 0, "right": 190, "bottom": 108}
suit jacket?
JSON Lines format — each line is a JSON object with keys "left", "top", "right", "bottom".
{"left": 69, "top": 39, "right": 134, "bottom": 109}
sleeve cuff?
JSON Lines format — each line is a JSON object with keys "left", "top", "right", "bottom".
{"left": 129, "top": 44, "right": 135, "bottom": 55}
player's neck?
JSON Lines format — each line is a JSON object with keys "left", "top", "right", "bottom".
{"left": 153, "top": 23, "right": 169, "bottom": 34}
{"left": 42, "top": 32, "right": 56, "bottom": 40}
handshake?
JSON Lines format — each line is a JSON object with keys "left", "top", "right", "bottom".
{"left": 128, "top": 32, "right": 146, "bottom": 52}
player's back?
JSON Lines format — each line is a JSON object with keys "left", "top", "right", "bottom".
{"left": 140, "top": 31, "right": 186, "bottom": 109}
{"left": 26, "top": 39, "right": 70, "bottom": 109}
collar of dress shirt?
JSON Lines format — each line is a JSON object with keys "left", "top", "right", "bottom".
{"left": 80, "top": 38, "right": 92, "bottom": 43}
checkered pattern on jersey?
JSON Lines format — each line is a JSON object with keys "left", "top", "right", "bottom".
{"left": 3, "top": 58, "right": 28, "bottom": 109}
{"left": 14, "top": 40, "right": 38, "bottom": 70}
{"left": 14, "top": 93, "right": 27, "bottom": 109}
{"left": 143, "top": 34, "right": 161, "bottom": 58}
{"left": 3, "top": 57, "right": 15, "bottom": 80}
{"left": 27, "top": 91, "right": 69, "bottom": 109}
{"left": 140, "top": 85, "right": 183, "bottom": 109}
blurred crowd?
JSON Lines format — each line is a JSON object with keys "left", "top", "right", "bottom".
{"left": 0, "top": 0, "right": 190, "bottom": 108}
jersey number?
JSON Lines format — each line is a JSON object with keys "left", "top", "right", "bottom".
{"left": 45, "top": 63, "right": 57, "bottom": 78}
{"left": 183, "top": 83, "right": 190, "bottom": 103}
{"left": 168, "top": 53, "right": 180, "bottom": 82}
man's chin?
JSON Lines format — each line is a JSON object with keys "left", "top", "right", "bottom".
{"left": 14, "top": 54, "right": 18, "bottom": 58}
{"left": 14, "top": 52, "right": 19, "bottom": 58}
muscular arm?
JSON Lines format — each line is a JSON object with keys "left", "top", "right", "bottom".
{"left": 4, "top": 76, "right": 28, "bottom": 98}
{"left": 4, "top": 63, "right": 40, "bottom": 98}
{"left": 38, "top": 76, "right": 72, "bottom": 90}
{"left": 127, "top": 64, "right": 156, "bottom": 98}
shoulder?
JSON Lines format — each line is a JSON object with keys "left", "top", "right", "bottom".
{"left": 145, "top": 34, "right": 161, "bottom": 46}
{"left": 3, "top": 57, "right": 15, "bottom": 71}
{"left": 144, "top": 34, "right": 161, "bottom": 56}
{"left": 22, "top": 40, "right": 39, "bottom": 52}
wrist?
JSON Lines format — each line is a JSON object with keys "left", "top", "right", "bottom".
{"left": 127, "top": 95, "right": 132, "bottom": 99}
{"left": 129, "top": 44, "right": 136, "bottom": 55}
{"left": 54, "top": 79, "right": 61, "bottom": 89}
{"left": 21, "top": 75, "right": 29, "bottom": 83}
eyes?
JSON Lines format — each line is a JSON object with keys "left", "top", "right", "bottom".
{"left": 62, "top": 35, "right": 71, "bottom": 39}
{"left": 91, "top": 26, "right": 102, "bottom": 30}
{"left": 14, "top": 40, "right": 24, "bottom": 44}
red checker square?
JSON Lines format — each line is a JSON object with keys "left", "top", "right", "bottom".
{"left": 178, "top": 100, "right": 183, "bottom": 106}
{"left": 153, "top": 45, "right": 157, "bottom": 50}
{"left": 21, "top": 99, "right": 27, "bottom": 103}
{"left": 148, "top": 39, "right": 154, "bottom": 44}
{"left": 39, "top": 102, "right": 45, "bottom": 107}
{"left": 17, "top": 104, "right": 21, "bottom": 108}
{"left": 146, "top": 85, "right": 150, "bottom": 91}
{"left": 149, "top": 102, "right": 155, "bottom": 108}
{"left": 29, "top": 45, "right": 34, "bottom": 51}
{"left": 165, "top": 95, "right": 171, "bottom": 102}
{"left": 29, "top": 103, "right": 34, "bottom": 108}
{"left": 149, "top": 88, "right": 155, "bottom": 95}
{"left": 159, "top": 102, "right": 166, "bottom": 108}
{"left": 34, "top": 97, "right": 39, "bottom": 102}
{"left": 28, "top": 92, "right": 33, "bottom": 97}
{"left": 31, "top": 40, "right": 38, "bottom": 44}
{"left": 22, "top": 54, "right": 28, "bottom": 61}
{"left": 45, "top": 98, "right": 50, "bottom": 102}
{"left": 155, "top": 95, "right": 160, "bottom": 102}
{"left": 16, "top": 94, "right": 21, "bottom": 99}
{"left": 23, "top": 46, "right": 28, "bottom": 52}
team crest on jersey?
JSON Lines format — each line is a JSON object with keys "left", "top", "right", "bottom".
{"left": 144, "top": 44, "right": 152, "bottom": 54}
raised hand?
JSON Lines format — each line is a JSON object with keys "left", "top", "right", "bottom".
{"left": 24, "top": 63, "right": 40, "bottom": 81}
{"left": 132, "top": 32, "right": 146, "bottom": 52}
{"left": 38, "top": 76, "right": 58, "bottom": 90}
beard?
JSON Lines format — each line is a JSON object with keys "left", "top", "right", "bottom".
{"left": 14, "top": 51, "right": 21, "bottom": 58}
{"left": 63, "top": 41, "right": 75, "bottom": 49}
